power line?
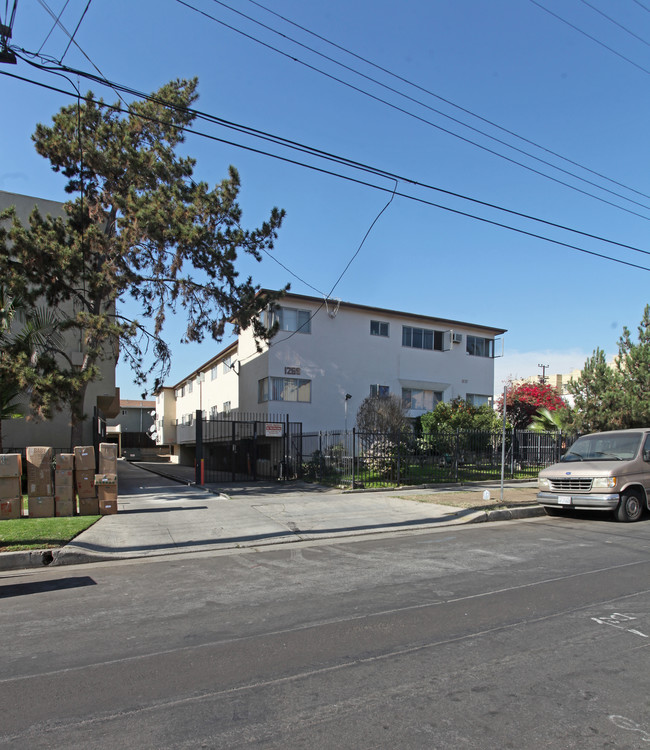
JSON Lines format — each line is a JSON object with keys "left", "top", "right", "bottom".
{"left": 26, "top": 5, "right": 128, "bottom": 107}
{"left": 6, "top": 61, "right": 650, "bottom": 274}
{"left": 60, "top": 0, "right": 92, "bottom": 62}
{"left": 246, "top": 0, "right": 650, "bottom": 204}
{"left": 260, "top": 246, "right": 326, "bottom": 297}
{"left": 36, "top": 0, "right": 71, "bottom": 55}
{"left": 245, "top": 184, "right": 399, "bottom": 356}
{"left": 530, "top": 0, "right": 650, "bottom": 76}
{"left": 578, "top": 0, "right": 650, "bottom": 49}
{"left": 245, "top": 0, "right": 650, "bottom": 207}
{"left": 18, "top": 53, "right": 650, "bottom": 260}
{"left": 327, "top": 181, "right": 397, "bottom": 299}
{"left": 174, "top": 0, "right": 650, "bottom": 220}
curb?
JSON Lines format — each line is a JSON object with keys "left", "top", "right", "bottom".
{"left": 0, "top": 505, "right": 548, "bottom": 572}
{"left": 0, "top": 549, "right": 55, "bottom": 572}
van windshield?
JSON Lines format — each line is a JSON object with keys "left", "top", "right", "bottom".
{"left": 561, "top": 433, "right": 643, "bottom": 462}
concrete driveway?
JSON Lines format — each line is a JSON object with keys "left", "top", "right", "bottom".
{"left": 0, "top": 461, "right": 543, "bottom": 570}
{"left": 46, "top": 461, "right": 540, "bottom": 565}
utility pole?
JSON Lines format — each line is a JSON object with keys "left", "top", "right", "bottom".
{"left": 0, "top": 2, "right": 17, "bottom": 64}
{"left": 538, "top": 363, "right": 550, "bottom": 384}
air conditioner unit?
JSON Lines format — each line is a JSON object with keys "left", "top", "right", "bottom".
{"left": 452, "top": 332, "right": 463, "bottom": 344}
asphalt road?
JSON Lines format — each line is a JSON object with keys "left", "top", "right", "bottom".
{"left": 3, "top": 503, "right": 650, "bottom": 748}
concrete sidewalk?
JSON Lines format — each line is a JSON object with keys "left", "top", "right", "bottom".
{"left": 0, "top": 461, "right": 544, "bottom": 570}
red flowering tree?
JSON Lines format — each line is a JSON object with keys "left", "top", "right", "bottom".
{"left": 496, "top": 381, "right": 567, "bottom": 430}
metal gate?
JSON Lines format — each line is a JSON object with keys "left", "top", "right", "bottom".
{"left": 195, "top": 411, "right": 303, "bottom": 483}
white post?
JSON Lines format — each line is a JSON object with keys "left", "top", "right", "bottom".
{"left": 500, "top": 386, "right": 507, "bottom": 502}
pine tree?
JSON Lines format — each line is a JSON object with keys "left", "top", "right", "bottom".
{"left": 0, "top": 79, "right": 285, "bottom": 445}
{"left": 617, "top": 304, "right": 650, "bottom": 426}
{"left": 567, "top": 348, "right": 625, "bottom": 433}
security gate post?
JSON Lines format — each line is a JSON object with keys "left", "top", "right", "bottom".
{"left": 195, "top": 409, "right": 203, "bottom": 485}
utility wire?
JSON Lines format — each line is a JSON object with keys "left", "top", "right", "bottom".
{"left": 37, "top": 0, "right": 71, "bottom": 55}
{"left": 530, "top": 0, "right": 650, "bottom": 76}
{"left": 236, "top": 0, "right": 650, "bottom": 206}
{"left": 631, "top": 0, "right": 650, "bottom": 14}
{"left": 5, "top": 60, "right": 650, "bottom": 377}
{"left": 578, "top": 0, "right": 650, "bottom": 49}
{"left": 24, "top": 39, "right": 649, "bottom": 238}
{"left": 252, "top": 183, "right": 399, "bottom": 354}
{"left": 60, "top": 0, "right": 92, "bottom": 61}
{"left": 176, "top": 0, "right": 650, "bottom": 218}
{"left": 260, "top": 246, "right": 326, "bottom": 297}
{"left": 7, "top": 59, "right": 650, "bottom": 273}
{"left": 246, "top": 0, "right": 650, "bottom": 204}
{"left": 327, "top": 180, "right": 398, "bottom": 299}
{"left": 28, "top": 4, "right": 128, "bottom": 107}
{"left": 8, "top": 67, "right": 650, "bottom": 278}
{"left": 16, "top": 53, "right": 650, "bottom": 261}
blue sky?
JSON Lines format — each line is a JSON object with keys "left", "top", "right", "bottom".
{"left": 3, "top": 0, "right": 650, "bottom": 398}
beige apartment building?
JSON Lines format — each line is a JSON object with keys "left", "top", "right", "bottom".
{"left": 0, "top": 190, "right": 119, "bottom": 452}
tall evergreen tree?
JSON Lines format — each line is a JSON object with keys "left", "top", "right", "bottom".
{"left": 0, "top": 79, "right": 285, "bottom": 445}
{"left": 617, "top": 304, "right": 650, "bottom": 426}
{"left": 567, "top": 347, "right": 625, "bottom": 433}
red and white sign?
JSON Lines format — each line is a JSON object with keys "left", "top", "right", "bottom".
{"left": 265, "top": 422, "right": 283, "bottom": 438}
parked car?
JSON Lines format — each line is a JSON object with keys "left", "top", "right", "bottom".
{"left": 537, "top": 429, "right": 650, "bottom": 522}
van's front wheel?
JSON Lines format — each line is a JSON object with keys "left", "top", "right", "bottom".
{"left": 616, "top": 490, "right": 644, "bottom": 522}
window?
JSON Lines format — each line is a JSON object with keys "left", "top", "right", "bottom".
{"left": 209, "top": 405, "right": 218, "bottom": 419}
{"left": 182, "top": 413, "right": 193, "bottom": 426}
{"left": 210, "top": 365, "right": 218, "bottom": 381}
{"left": 370, "top": 320, "right": 389, "bottom": 337}
{"left": 187, "top": 380, "right": 193, "bottom": 394}
{"left": 402, "top": 388, "right": 442, "bottom": 412}
{"left": 466, "top": 393, "right": 491, "bottom": 407}
{"left": 222, "top": 401, "right": 231, "bottom": 414}
{"left": 258, "top": 377, "right": 311, "bottom": 403}
{"left": 402, "top": 326, "right": 443, "bottom": 351}
{"left": 370, "top": 384, "right": 390, "bottom": 398}
{"left": 223, "top": 356, "right": 233, "bottom": 374}
{"left": 269, "top": 306, "right": 311, "bottom": 334}
{"left": 466, "top": 335, "right": 494, "bottom": 358}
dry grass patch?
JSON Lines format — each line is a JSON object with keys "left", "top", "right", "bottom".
{"left": 399, "top": 487, "right": 539, "bottom": 511}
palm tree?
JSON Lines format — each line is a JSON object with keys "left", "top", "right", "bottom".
{"left": 528, "top": 406, "right": 570, "bottom": 432}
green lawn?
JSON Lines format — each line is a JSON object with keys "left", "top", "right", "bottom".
{"left": 0, "top": 516, "right": 100, "bottom": 552}
{"left": 313, "top": 462, "right": 539, "bottom": 489}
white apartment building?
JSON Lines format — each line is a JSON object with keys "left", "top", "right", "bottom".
{"left": 156, "top": 292, "right": 506, "bottom": 459}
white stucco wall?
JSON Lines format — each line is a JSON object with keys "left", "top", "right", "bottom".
{"left": 245, "top": 298, "right": 499, "bottom": 431}
{"left": 157, "top": 292, "right": 505, "bottom": 439}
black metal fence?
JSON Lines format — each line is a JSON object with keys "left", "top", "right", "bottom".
{"left": 192, "top": 413, "right": 576, "bottom": 487}
{"left": 196, "top": 411, "right": 303, "bottom": 483}
{"left": 299, "top": 429, "right": 578, "bottom": 488}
